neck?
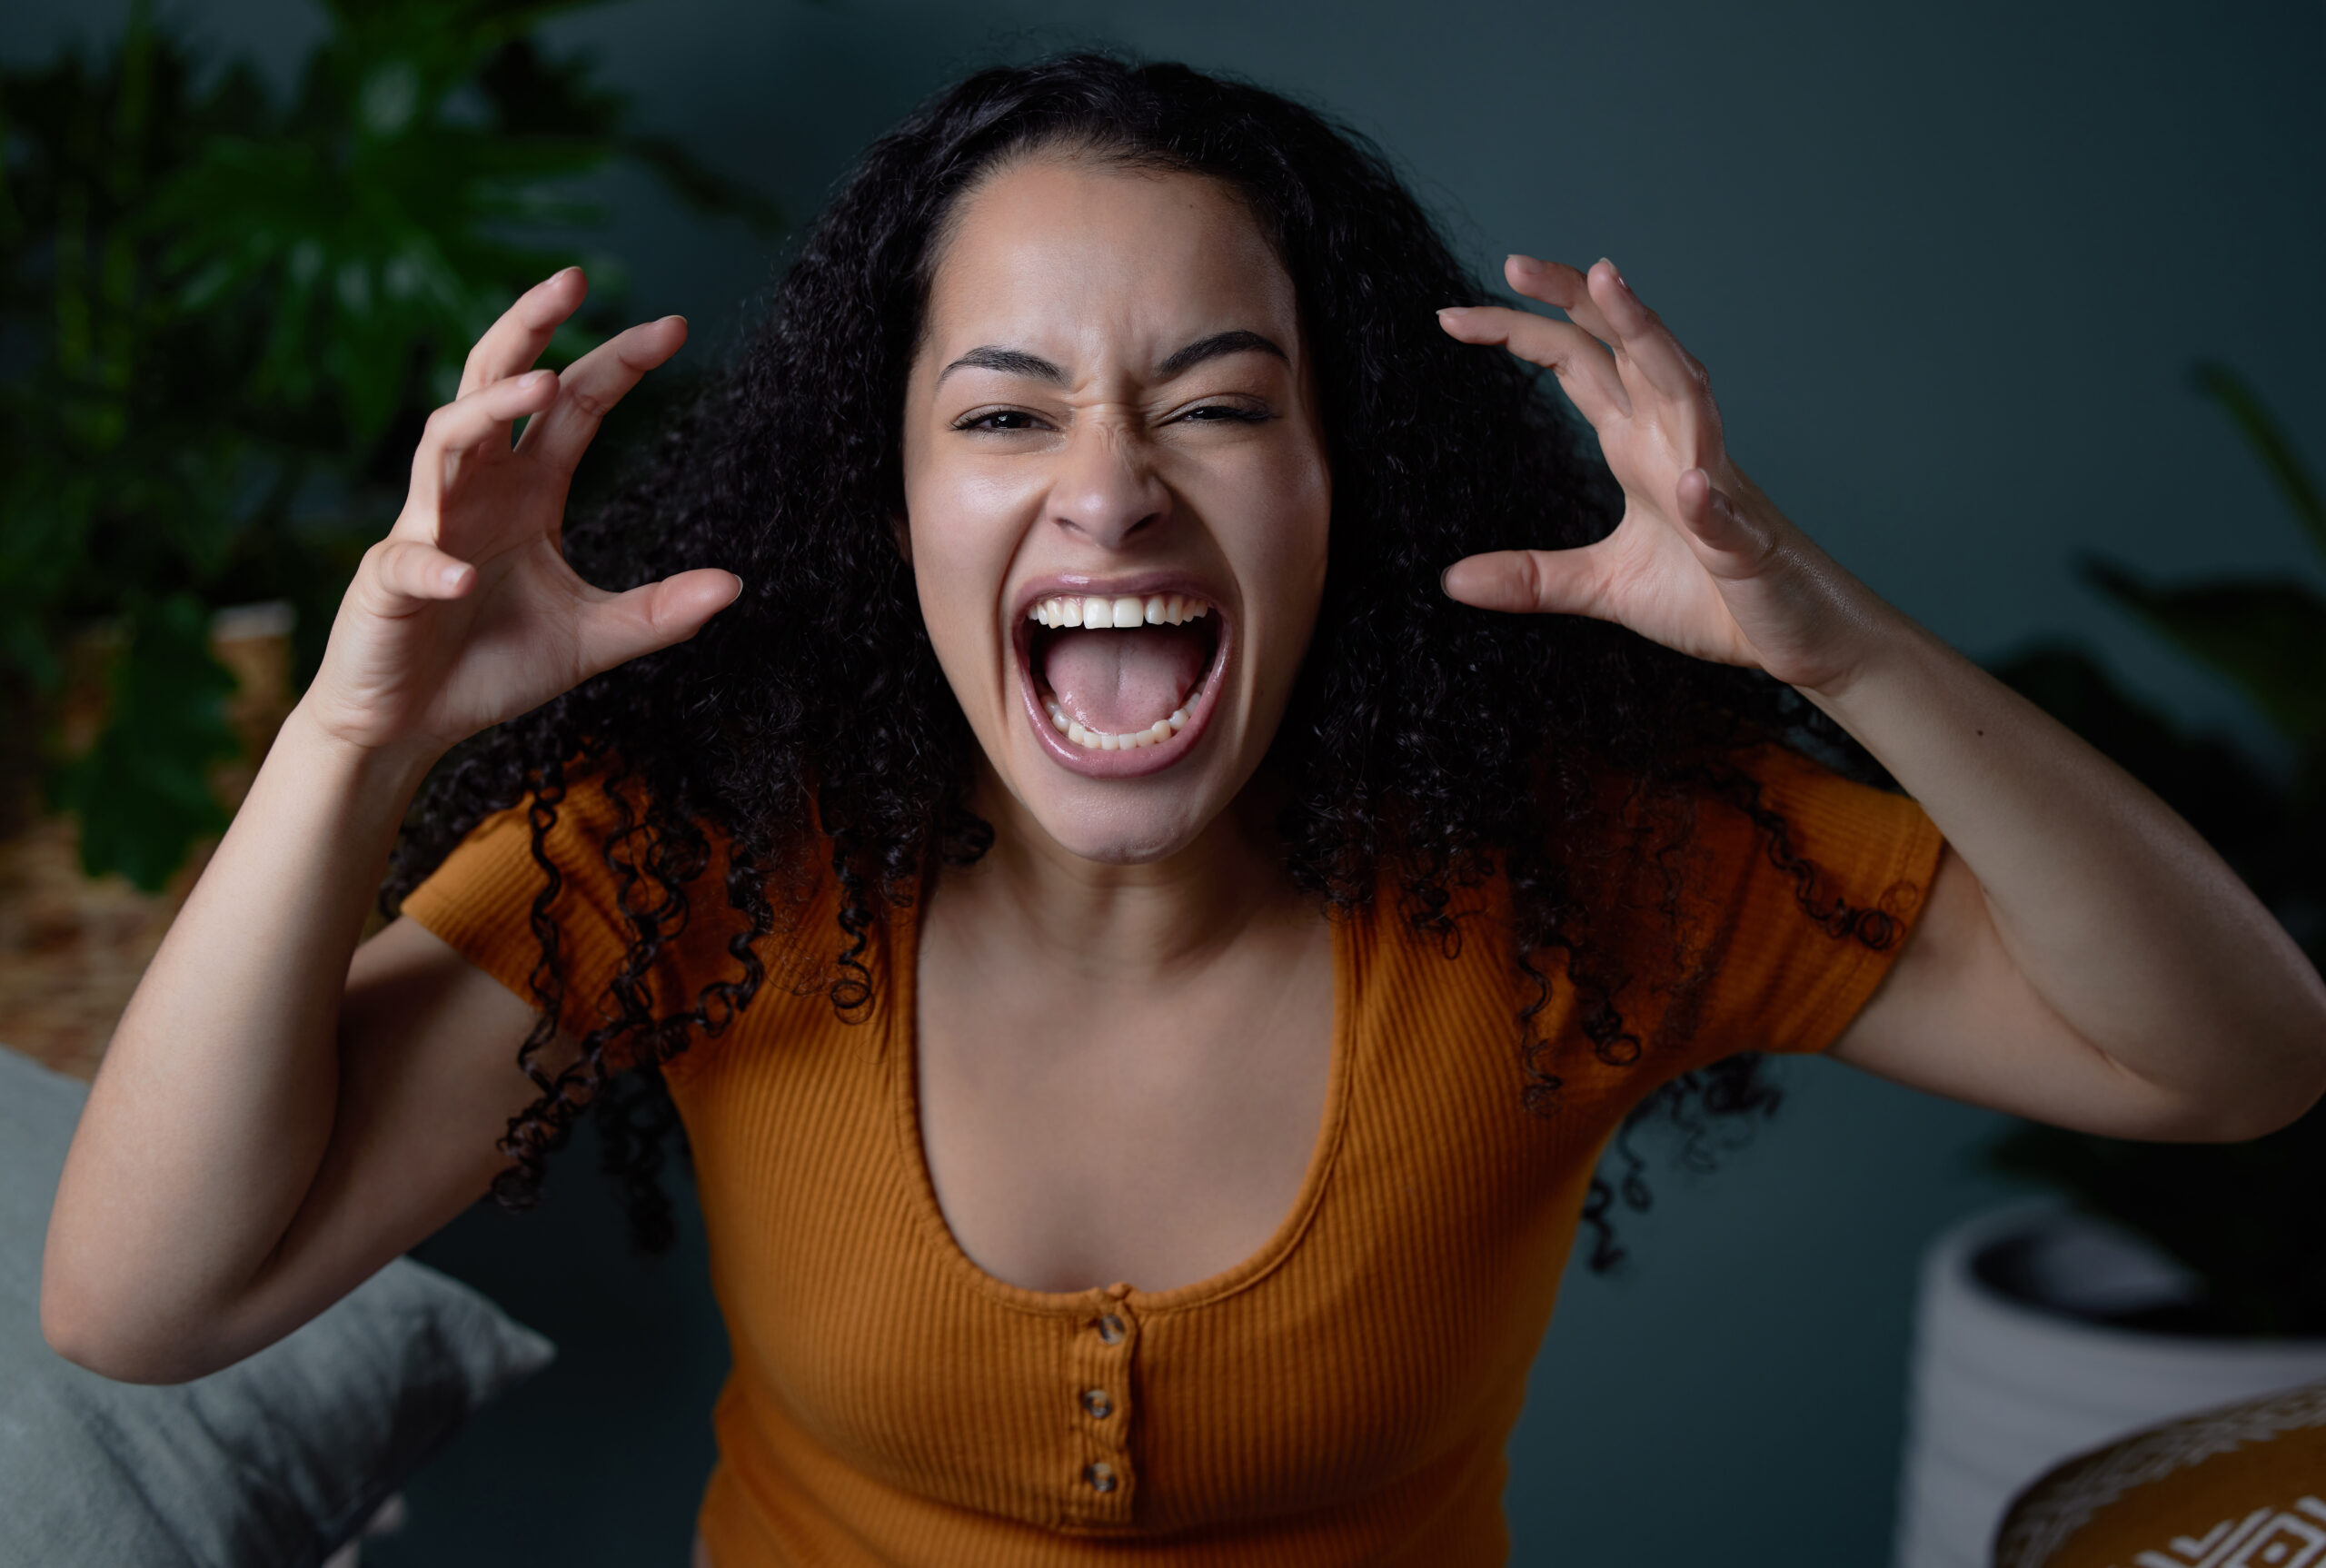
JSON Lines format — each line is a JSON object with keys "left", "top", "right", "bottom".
{"left": 930, "top": 767, "right": 1306, "bottom": 988}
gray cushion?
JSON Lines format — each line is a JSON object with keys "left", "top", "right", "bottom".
{"left": 0, "top": 1044, "right": 554, "bottom": 1566}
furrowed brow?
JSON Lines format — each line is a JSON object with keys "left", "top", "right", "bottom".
{"left": 1157, "top": 330, "right": 1287, "bottom": 381}
{"left": 938, "top": 345, "right": 1064, "bottom": 385}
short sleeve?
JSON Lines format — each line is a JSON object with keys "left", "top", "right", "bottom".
{"left": 397, "top": 778, "right": 752, "bottom": 1072}
{"left": 1644, "top": 743, "right": 1947, "bottom": 1068}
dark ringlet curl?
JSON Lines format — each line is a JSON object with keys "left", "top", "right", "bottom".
{"left": 382, "top": 52, "right": 1905, "bottom": 1270}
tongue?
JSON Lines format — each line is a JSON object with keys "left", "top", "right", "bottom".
{"left": 1041, "top": 625, "right": 1207, "bottom": 734}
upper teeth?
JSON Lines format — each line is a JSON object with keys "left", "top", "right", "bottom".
{"left": 1027, "top": 594, "right": 1211, "bottom": 629}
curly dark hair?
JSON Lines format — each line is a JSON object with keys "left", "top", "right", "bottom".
{"left": 382, "top": 51, "right": 1903, "bottom": 1274}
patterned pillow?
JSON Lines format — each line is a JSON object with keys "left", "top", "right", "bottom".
{"left": 1991, "top": 1377, "right": 2326, "bottom": 1568}
{"left": 0, "top": 1044, "right": 556, "bottom": 1565}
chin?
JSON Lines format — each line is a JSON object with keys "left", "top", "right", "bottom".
{"left": 1009, "top": 771, "right": 1228, "bottom": 866}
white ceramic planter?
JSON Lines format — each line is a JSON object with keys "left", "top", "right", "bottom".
{"left": 1891, "top": 1198, "right": 2326, "bottom": 1568}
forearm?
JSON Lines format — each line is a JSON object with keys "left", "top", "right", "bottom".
{"left": 1801, "top": 601, "right": 2326, "bottom": 1120}
{"left": 1436, "top": 254, "right": 2325, "bottom": 1128}
{"left": 44, "top": 704, "right": 442, "bottom": 1353}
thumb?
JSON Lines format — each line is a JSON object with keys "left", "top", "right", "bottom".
{"left": 1441, "top": 547, "right": 1604, "bottom": 617}
{"left": 574, "top": 568, "right": 744, "bottom": 678}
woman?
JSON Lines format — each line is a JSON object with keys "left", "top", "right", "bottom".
{"left": 44, "top": 53, "right": 2325, "bottom": 1566}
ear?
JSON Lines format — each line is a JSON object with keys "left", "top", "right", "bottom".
{"left": 890, "top": 511, "right": 914, "bottom": 570}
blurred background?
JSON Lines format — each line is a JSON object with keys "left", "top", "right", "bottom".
{"left": 1, "top": 1, "right": 2319, "bottom": 1563}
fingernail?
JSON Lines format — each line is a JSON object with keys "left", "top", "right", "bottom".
{"left": 1436, "top": 306, "right": 1466, "bottom": 319}
{"left": 1506, "top": 253, "right": 1543, "bottom": 273}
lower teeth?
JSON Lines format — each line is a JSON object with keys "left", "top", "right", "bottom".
{"left": 1045, "top": 690, "right": 1197, "bottom": 750}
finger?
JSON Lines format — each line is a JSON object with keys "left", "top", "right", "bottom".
{"left": 350, "top": 536, "right": 477, "bottom": 620}
{"left": 1503, "top": 254, "right": 1622, "bottom": 349}
{"left": 457, "top": 267, "right": 589, "bottom": 399}
{"left": 572, "top": 568, "right": 745, "bottom": 679}
{"left": 517, "top": 315, "right": 689, "bottom": 475}
{"left": 1440, "top": 545, "right": 1611, "bottom": 619}
{"left": 1437, "top": 305, "right": 1630, "bottom": 424}
{"left": 1675, "top": 468, "right": 1773, "bottom": 571}
{"left": 407, "top": 371, "right": 562, "bottom": 521}
{"left": 1580, "top": 258, "right": 1708, "bottom": 402}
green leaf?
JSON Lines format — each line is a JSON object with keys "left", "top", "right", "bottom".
{"left": 7, "top": 0, "right": 770, "bottom": 883}
{"left": 2192, "top": 361, "right": 2326, "bottom": 561}
{"left": 2080, "top": 556, "right": 2326, "bottom": 748}
{"left": 46, "top": 591, "right": 239, "bottom": 890}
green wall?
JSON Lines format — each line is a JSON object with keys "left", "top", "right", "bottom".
{"left": 7, "top": 2, "right": 2320, "bottom": 1563}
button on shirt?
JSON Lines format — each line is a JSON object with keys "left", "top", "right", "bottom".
{"left": 401, "top": 744, "right": 1943, "bottom": 1565}
{"left": 1065, "top": 1287, "right": 1139, "bottom": 1522}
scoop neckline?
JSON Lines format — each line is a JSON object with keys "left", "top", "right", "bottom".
{"left": 886, "top": 868, "right": 1356, "bottom": 1318}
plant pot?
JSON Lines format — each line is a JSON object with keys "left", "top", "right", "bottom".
{"left": 1891, "top": 1197, "right": 2326, "bottom": 1568}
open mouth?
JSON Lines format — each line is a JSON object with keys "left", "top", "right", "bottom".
{"left": 1015, "top": 587, "right": 1228, "bottom": 776}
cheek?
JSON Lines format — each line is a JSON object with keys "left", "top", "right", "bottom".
{"left": 903, "top": 471, "right": 1025, "bottom": 699}
{"left": 906, "top": 458, "right": 1037, "bottom": 571}
{"left": 1238, "top": 450, "right": 1333, "bottom": 633}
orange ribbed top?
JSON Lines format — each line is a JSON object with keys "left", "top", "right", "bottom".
{"left": 401, "top": 744, "right": 1943, "bottom": 1565}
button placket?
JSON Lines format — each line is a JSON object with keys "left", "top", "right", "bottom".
{"left": 1063, "top": 1282, "right": 1138, "bottom": 1524}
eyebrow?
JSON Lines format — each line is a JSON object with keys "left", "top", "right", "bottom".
{"left": 937, "top": 345, "right": 1063, "bottom": 384}
{"left": 1158, "top": 329, "right": 1287, "bottom": 380}
{"left": 936, "top": 329, "right": 1288, "bottom": 387}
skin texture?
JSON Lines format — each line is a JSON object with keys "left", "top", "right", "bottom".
{"left": 900, "top": 158, "right": 1337, "bottom": 1294}
{"left": 1438, "top": 255, "right": 2326, "bottom": 1136}
{"left": 39, "top": 269, "right": 738, "bottom": 1383}
{"left": 42, "top": 158, "right": 2326, "bottom": 1417}
{"left": 900, "top": 155, "right": 1331, "bottom": 868}
{"left": 42, "top": 81, "right": 2326, "bottom": 1568}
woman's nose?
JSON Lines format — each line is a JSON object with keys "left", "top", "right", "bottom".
{"left": 1047, "top": 420, "right": 1169, "bottom": 550}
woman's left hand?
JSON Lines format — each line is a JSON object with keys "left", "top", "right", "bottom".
{"left": 1437, "top": 254, "right": 1879, "bottom": 695}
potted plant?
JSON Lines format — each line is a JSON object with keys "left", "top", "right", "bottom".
{"left": 0, "top": 0, "right": 778, "bottom": 1079}
{"left": 1889, "top": 364, "right": 2326, "bottom": 1567}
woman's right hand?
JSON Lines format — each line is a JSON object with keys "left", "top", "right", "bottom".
{"left": 301, "top": 267, "right": 743, "bottom": 759}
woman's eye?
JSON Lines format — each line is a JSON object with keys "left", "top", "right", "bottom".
{"left": 955, "top": 410, "right": 1045, "bottom": 432}
{"left": 952, "top": 404, "right": 1265, "bottom": 432}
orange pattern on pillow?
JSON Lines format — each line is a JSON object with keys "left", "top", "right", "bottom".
{"left": 1993, "top": 1378, "right": 2326, "bottom": 1568}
